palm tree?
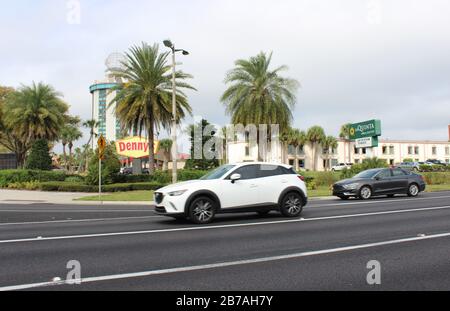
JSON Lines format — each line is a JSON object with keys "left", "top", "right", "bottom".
{"left": 322, "top": 136, "right": 338, "bottom": 171}
{"left": 60, "top": 124, "right": 82, "bottom": 172}
{"left": 288, "top": 129, "right": 306, "bottom": 171}
{"left": 83, "top": 119, "right": 99, "bottom": 150}
{"left": 339, "top": 123, "right": 352, "bottom": 164}
{"left": 306, "top": 126, "right": 325, "bottom": 171}
{"left": 279, "top": 128, "right": 291, "bottom": 165}
{"left": 111, "top": 43, "right": 195, "bottom": 174}
{"left": 2, "top": 82, "right": 69, "bottom": 166}
{"left": 158, "top": 139, "right": 173, "bottom": 171}
{"left": 221, "top": 52, "right": 300, "bottom": 161}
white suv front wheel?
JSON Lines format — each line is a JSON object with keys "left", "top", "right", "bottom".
{"left": 188, "top": 196, "right": 217, "bottom": 224}
{"left": 280, "top": 192, "right": 304, "bottom": 217}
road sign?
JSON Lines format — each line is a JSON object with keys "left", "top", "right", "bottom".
{"left": 349, "top": 120, "right": 382, "bottom": 140}
{"left": 97, "top": 135, "right": 106, "bottom": 159}
{"left": 355, "top": 137, "right": 379, "bottom": 148}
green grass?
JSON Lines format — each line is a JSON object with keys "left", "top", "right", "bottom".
{"left": 425, "top": 184, "right": 450, "bottom": 192}
{"left": 75, "top": 184, "right": 450, "bottom": 202}
{"left": 76, "top": 190, "right": 154, "bottom": 202}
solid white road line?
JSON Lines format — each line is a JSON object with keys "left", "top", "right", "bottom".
{"left": 0, "top": 209, "right": 153, "bottom": 213}
{"left": 2, "top": 230, "right": 450, "bottom": 291}
{"left": 0, "top": 216, "right": 164, "bottom": 227}
{"left": 1, "top": 204, "right": 450, "bottom": 245}
{"left": 308, "top": 194, "right": 450, "bottom": 208}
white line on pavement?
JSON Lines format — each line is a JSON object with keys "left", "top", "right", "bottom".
{"left": 0, "top": 216, "right": 164, "bottom": 227}
{"left": 2, "top": 230, "right": 450, "bottom": 291}
{"left": 308, "top": 194, "right": 450, "bottom": 208}
{"left": 1, "top": 205, "right": 450, "bottom": 244}
{"left": 0, "top": 209, "right": 153, "bottom": 213}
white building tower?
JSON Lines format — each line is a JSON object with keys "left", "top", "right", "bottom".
{"left": 89, "top": 53, "right": 127, "bottom": 142}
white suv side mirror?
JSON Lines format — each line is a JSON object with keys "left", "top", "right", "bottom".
{"left": 230, "top": 174, "right": 241, "bottom": 183}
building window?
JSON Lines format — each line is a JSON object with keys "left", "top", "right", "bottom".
{"left": 298, "top": 159, "right": 305, "bottom": 168}
{"left": 408, "top": 146, "right": 413, "bottom": 155}
{"left": 289, "top": 159, "right": 294, "bottom": 166}
{"left": 432, "top": 147, "right": 437, "bottom": 155}
{"left": 245, "top": 145, "right": 250, "bottom": 157}
{"left": 389, "top": 159, "right": 394, "bottom": 165}
{"left": 362, "top": 148, "right": 367, "bottom": 155}
{"left": 354, "top": 147, "right": 359, "bottom": 154}
{"left": 382, "top": 146, "right": 388, "bottom": 155}
{"left": 355, "top": 159, "right": 360, "bottom": 164}
{"left": 446, "top": 147, "right": 450, "bottom": 156}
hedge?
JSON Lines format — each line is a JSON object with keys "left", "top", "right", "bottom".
{"left": 0, "top": 170, "right": 66, "bottom": 187}
{"left": 115, "top": 169, "right": 209, "bottom": 184}
{"left": 421, "top": 172, "right": 450, "bottom": 185}
{"left": 38, "top": 181, "right": 167, "bottom": 193}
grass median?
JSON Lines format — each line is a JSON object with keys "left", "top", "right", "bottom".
{"left": 74, "top": 184, "right": 450, "bottom": 202}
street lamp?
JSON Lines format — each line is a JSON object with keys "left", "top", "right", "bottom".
{"left": 164, "top": 39, "right": 189, "bottom": 184}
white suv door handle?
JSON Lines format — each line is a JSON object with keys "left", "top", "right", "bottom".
{"left": 250, "top": 184, "right": 258, "bottom": 188}
{"left": 281, "top": 179, "right": 288, "bottom": 183}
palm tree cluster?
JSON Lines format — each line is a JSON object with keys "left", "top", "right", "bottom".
{"left": 281, "top": 126, "right": 337, "bottom": 171}
{"left": 0, "top": 82, "right": 82, "bottom": 168}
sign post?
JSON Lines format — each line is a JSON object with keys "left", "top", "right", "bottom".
{"left": 97, "top": 135, "right": 106, "bottom": 203}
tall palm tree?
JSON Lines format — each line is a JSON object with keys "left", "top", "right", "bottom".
{"left": 111, "top": 43, "right": 195, "bottom": 174}
{"left": 279, "top": 128, "right": 292, "bottom": 165}
{"left": 306, "top": 126, "right": 325, "bottom": 171}
{"left": 221, "top": 52, "right": 299, "bottom": 161}
{"left": 339, "top": 123, "right": 352, "bottom": 164}
{"left": 60, "top": 124, "right": 82, "bottom": 172}
{"left": 322, "top": 136, "right": 338, "bottom": 171}
{"left": 158, "top": 139, "right": 173, "bottom": 171}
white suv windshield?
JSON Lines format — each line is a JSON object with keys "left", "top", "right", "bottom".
{"left": 200, "top": 165, "right": 236, "bottom": 180}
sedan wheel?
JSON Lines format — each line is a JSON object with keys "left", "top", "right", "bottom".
{"left": 280, "top": 192, "right": 303, "bottom": 217}
{"left": 189, "top": 196, "right": 216, "bottom": 224}
{"left": 407, "top": 183, "right": 420, "bottom": 197}
{"left": 359, "top": 186, "right": 372, "bottom": 200}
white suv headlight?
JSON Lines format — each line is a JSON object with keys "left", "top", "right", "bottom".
{"left": 168, "top": 190, "right": 188, "bottom": 196}
{"left": 343, "top": 183, "right": 359, "bottom": 190}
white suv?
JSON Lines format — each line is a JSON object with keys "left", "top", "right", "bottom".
{"left": 154, "top": 162, "right": 308, "bottom": 224}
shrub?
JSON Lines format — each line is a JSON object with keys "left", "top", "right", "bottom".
{"left": 86, "top": 144, "right": 121, "bottom": 185}
{"left": 39, "top": 182, "right": 97, "bottom": 192}
{"left": 38, "top": 181, "right": 167, "bottom": 192}
{"left": 421, "top": 172, "right": 450, "bottom": 185}
{"left": 302, "top": 171, "right": 340, "bottom": 187}
{"left": 25, "top": 139, "right": 52, "bottom": 170}
{"left": 341, "top": 157, "right": 389, "bottom": 179}
{"left": 64, "top": 175, "right": 86, "bottom": 183}
{"left": 7, "top": 181, "right": 41, "bottom": 190}
{"left": 0, "top": 170, "right": 66, "bottom": 187}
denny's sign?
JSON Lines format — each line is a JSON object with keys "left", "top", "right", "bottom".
{"left": 115, "top": 137, "right": 160, "bottom": 158}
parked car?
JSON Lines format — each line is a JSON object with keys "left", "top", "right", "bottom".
{"left": 331, "top": 163, "right": 353, "bottom": 171}
{"left": 396, "top": 162, "right": 421, "bottom": 171}
{"left": 425, "top": 159, "right": 448, "bottom": 166}
{"left": 120, "top": 167, "right": 133, "bottom": 175}
{"left": 332, "top": 168, "right": 426, "bottom": 200}
{"left": 154, "top": 162, "right": 308, "bottom": 224}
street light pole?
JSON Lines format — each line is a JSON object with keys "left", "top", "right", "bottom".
{"left": 171, "top": 45, "right": 178, "bottom": 184}
{"left": 164, "top": 40, "right": 189, "bottom": 184}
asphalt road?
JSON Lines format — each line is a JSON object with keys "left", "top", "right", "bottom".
{"left": 1, "top": 191, "right": 450, "bottom": 291}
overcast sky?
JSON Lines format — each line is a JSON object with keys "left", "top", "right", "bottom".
{"left": 1, "top": 0, "right": 450, "bottom": 152}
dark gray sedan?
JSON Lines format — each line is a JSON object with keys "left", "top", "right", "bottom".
{"left": 333, "top": 168, "right": 426, "bottom": 200}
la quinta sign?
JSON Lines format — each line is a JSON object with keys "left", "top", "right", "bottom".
{"left": 350, "top": 119, "right": 382, "bottom": 148}
{"left": 115, "top": 136, "right": 159, "bottom": 158}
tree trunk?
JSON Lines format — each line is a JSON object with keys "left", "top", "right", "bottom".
{"left": 62, "top": 144, "right": 67, "bottom": 170}
{"left": 68, "top": 143, "right": 73, "bottom": 173}
{"left": 148, "top": 118, "right": 155, "bottom": 175}
{"left": 312, "top": 144, "right": 316, "bottom": 171}
{"left": 295, "top": 146, "right": 299, "bottom": 171}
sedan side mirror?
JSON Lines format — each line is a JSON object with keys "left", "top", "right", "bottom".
{"left": 230, "top": 174, "right": 241, "bottom": 184}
